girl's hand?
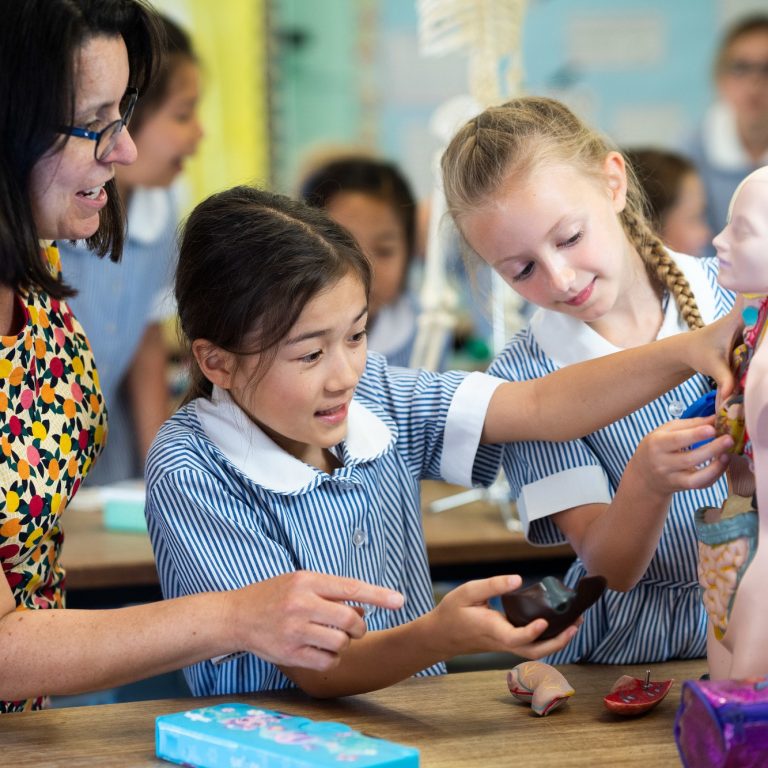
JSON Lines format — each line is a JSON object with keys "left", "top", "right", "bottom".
{"left": 232, "top": 571, "right": 404, "bottom": 671}
{"left": 430, "top": 575, "right": 578, "bottom": 659}
{"left": 629, "top": 416, "right": 733, "bottom": 497}
{"left": 685, "top": 304, "right": 744, "bottom": 399}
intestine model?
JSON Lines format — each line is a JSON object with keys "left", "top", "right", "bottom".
{"left": 506, "top": 661, "right": 574, "bottom": 716}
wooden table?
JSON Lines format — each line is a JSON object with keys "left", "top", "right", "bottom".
{"left": 2, "top": 660, "right": 703, "bottom": 767}
{"left": 60, "top": 481, "right": 574, "bottom": 596}
{"left": 61, "top": 505, "right": 158, "bottom": 591}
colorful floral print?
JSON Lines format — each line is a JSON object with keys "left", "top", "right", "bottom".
{"left": 1, "top": 244, "right": 107, "bottom": 712}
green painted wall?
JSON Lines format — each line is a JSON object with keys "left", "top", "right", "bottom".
{"left": 270, "top": 0, "right": 373, "bottom": 193}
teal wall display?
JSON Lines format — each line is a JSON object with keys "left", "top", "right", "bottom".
{"left": 269, "top": 0, "right": 767, "bottom": 197}
{"left": 269, "top": 0, "right": 375, "bottom": 193}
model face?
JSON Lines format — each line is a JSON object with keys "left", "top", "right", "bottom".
{"left": 714, "top": 177, "right": 768, "bottom": 294}
{"left": 661, "top": 171, "right": 711, "bottom": 257}
{"left": 29, "top": 35, "right": 137, "bottom": 241}
{"left": 119, "top": 59, "right": 203, "bottom": 190}
{"left": 325, "top": 191, "right": 409, "bottom": 318}
{"left": 230, "top": 272, "right": 368, "bottom": 468}
{"left": 459, "top": 157, "right": 633, "bottom": 325}
{"left": 717, "top": 29, "right": 768, "bottom": 129}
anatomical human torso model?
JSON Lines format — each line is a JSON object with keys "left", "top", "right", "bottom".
{"left": 696, "top": 166, "right": 768, "bottom": 679}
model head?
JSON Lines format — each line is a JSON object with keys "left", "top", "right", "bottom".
{"left": 714, "top": 165, "right": 768, "bottom": 294}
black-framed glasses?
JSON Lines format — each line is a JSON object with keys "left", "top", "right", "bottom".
{"left": 59, "top": 87, "right": 139, "bottom": 161}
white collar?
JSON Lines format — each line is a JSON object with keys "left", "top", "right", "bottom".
{"left": 702, "top": 101, "right": 768, "bottom": 170}
{"left": 195, "top": 385, "right": 393, "bottom": 493}
{"left": 126, "top": 187, "right": 171, "bottom": 244}
{"left": 529, "top": 251, "right": 717, "bottom": 365}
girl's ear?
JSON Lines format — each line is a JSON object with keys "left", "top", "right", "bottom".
{"left": 604, "top": 151, "right": 628, "bottom": 213}
{"left": 192, "top": 339, "right": 236, "bottom": 390}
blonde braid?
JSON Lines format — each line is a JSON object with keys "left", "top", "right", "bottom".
{"left": 621, "top": 207, "right": 704, "bottom": 331}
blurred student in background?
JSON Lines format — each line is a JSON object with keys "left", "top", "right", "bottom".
{"left": 625, "top": 148, "right": 711, "bottom": 258}
{"left": 683, "top": 14, "right": 768, "bottom": 251}
{"left": 300, "top": 155, "right": 432, "bottom": 368}
{"left": 60, "top": 13, "right": 203, "bottom": 484}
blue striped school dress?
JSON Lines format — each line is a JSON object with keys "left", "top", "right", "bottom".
{"left": 60, "top": 187, "right": 177, "bottom": 484}
{"left": 145, "top": 351, "right": 503, "bottom": 695}
{"left": 488, "top": 253, "right": 734, "bottom": 664}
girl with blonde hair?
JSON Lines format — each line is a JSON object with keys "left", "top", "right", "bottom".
{"left": 442, "top": 96, "right": 735, "bottom": 664}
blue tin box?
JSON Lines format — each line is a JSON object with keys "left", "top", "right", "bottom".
{"left": 156, "top": 703, "right": 420, "bottom": 768}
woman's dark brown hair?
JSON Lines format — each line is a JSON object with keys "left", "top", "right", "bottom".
{"left": 0, "top": 0, "right": 164, "bottom": 298}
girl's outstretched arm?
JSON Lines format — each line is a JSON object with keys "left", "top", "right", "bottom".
{"left": 0, "top": 571, "right": 403, "bottom": 701}
{"left": 482, "top": 310, "right": 741, "bottom": 444}
{"left": 282, "top": 575, "right": 578, "bottom": 698}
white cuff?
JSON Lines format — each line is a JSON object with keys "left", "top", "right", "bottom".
{"left": 517, "top": 465, "right": 612, "bottom": 535}
{"left": 440, "top": 372, "right": 504, "bottom": 487}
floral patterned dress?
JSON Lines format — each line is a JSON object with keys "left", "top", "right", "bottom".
{"left": 0, "top": 244, "right": 107, "bottom": 712}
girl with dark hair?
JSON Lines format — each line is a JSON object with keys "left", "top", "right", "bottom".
{"left": 300, "top": 156, "right": 426, "bottom": 367}
{"left": 146, "top": 183, "right": 738, "bottom": 698}
{"left": 60, "top": 13, "right": 205, "bottom": 485}
{"left": 0, "top": 0, "right": 402, "bottom": 714}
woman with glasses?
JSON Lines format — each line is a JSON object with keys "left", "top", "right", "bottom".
{"left": 59, "top": 14, "right": 203, "bottom": 487}
{"left": 683, "top": 14, "right": 768, "bottom": 254}
{"left": 0, "top": 0, "right": 403, "bottom": 714}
